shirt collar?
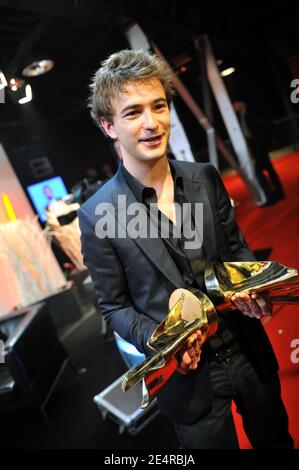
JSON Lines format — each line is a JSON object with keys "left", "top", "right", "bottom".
{"left": 121, "top": 160, "right": 185, "bottom": 203}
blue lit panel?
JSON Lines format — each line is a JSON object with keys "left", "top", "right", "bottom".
{"left": 114, "top": 333, "right": 145, "bottom": 368}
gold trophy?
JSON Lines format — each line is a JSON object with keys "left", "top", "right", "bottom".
{"left": 204, "top": 261, "right": 299, "bottom": 311}
{"left": 121, "top": 261, "right": 298, "bottom": 408}
{"left": 121, "top": 288, "right": 218, "bottom": 408}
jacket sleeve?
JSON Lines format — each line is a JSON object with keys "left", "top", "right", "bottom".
{"left": 210, "top": 164, "right": 256, "bottom": 261}
{"left": 78, "top": 206, "right": 158, "bottom": 356}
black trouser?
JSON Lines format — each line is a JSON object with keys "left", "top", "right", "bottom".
{"left": 174, "top": 351, "right": 294, "bottom": 449}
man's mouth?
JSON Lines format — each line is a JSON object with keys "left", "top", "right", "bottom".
{"left": 139, "top": 134, "right": 163, "bottom": 146}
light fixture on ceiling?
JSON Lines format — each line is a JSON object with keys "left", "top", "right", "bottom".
{"left": 9, "top": 77, "right": 24, "bottom": 92}
{"left": 220, "top": 66, "right": 235, "bottom": 77}
{"left": 18, "top": 84, "right": 32, "bottom": 104}
{"left": 22, "top": 59, "right": 54, "bottom": 77}
{"left": 0, "top": 71, "right": 8, "bottom": 90}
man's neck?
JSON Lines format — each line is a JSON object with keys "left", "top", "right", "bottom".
{"left": 123, "top": 156, "right": 172, "bottom": 196}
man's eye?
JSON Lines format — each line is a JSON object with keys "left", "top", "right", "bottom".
{"left": 125, "top": 110, "right": 140, "bottom": 117}
{"left": 155, "top": 104, "right": 166, "bottom": 110}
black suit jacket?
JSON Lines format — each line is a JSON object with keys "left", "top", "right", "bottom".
{"left": 78, "top": 160, "right": 278, "bottom": 424}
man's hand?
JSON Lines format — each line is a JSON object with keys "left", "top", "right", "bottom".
{"left": 231, "top": 292, "right": 272, "bottom": 319}
{"left": 176, "top": 327, "right": 208, "bottom": 375}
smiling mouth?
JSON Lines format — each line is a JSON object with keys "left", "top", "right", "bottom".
{"left": 140, "top": 134, "right": 162, "bottom": 142}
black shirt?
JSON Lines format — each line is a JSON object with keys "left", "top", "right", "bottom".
{"left": 121, "top": 162, "right": 207, "bottom": 290}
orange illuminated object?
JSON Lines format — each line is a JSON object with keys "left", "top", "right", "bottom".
{"left": 2, "top": 193, "right": 17, "bottom": 221}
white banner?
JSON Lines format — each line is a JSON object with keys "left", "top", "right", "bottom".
{"left": 125, "top": 23, "right": 195, "bottom": 163}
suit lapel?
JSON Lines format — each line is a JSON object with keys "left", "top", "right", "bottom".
{"left": 173, "top": 163, "right": 218, "bottom": 261}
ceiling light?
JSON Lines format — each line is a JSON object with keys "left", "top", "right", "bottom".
{"left": 18, "top": 84, "right": 32, "bottom": 104}
{"left": 7, "top": 78, "right": 32, "bottom": 104}
{"left": 0, "top": 71, "right": 8, "bottom": 90}
{"left": 9, "top": 77, "right": 24, "bottom": 90}
{"left": 220, "top": 67, "right": 235, "bottom": 77}
{"left": 22, "top": 59, "right": 54, "bottom": 77}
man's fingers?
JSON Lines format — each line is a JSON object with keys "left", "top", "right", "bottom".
{"left": 232, "top": 293, "right": 250, "bottom": 316}
{"left": 177, "top": 342, "right": 202, "bottom": 374}
{"left": 244, "top": 294, "right": 262, "bottom": 317}
{"left": 232, "top": 292, "right": 262, "bottom": 318}
{"left": 187, "top": 329, "right": 208, "bottom": 349}
{"left": 181, "top": 345, "right": 201, "bottom": 366}
{"left": 189, "top": 362, "right": 198, "bottom": 370}
{"left": 177, "top": 329, "right": 206, "bottom": 375}
{"left": 188, "top": 352, "right": 201, "bottom": 370}
{"left": 251, "top": 294, "right": 272, "bottom": 316}
{"left": 181, "top": 350, "right": 192, "bottom": 366}
{"left": 232, "top": 292, "right": 273, "bottom": 318}
{"left": 187, "top": 333, "right": 198, "bottom": 348}
{"left": 196, "top": 331, "right": 205, "bottom": 344}
{"left": 188, "top": 347, "right": 196, "bottom": 359}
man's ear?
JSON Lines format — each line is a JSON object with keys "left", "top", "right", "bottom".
{"left": 101, "top": 117, "right": 117, "bottom": 139}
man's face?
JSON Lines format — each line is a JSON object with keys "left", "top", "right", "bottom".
{"left": 101, "top": 78, "right": 170, "bottom": 166}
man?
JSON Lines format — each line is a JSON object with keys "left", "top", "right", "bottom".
{"left": 78, "top": 50, "right": 293, "bottom": 449}
{"left": 42, "top": 184, "right": 63, "bottom": 218}
{"left": 233, "top": 100, "right": 285, "bottom": 205}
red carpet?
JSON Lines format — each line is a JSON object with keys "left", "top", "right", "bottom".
{"left": 222, "top": 151, "right": 299, "bottom": 448}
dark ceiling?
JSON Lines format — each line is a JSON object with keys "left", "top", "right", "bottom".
{"left": 0, "top": 0, "right": 298, "bottom": 186}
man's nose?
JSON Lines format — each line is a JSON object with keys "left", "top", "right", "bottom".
{"left": 142, "top": 110, "right": 158, "bottom": 129}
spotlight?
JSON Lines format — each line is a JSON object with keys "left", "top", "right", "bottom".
{"left": 9, "top": 77, "right": 24, "bottom": 91}
{"left": 18, "top": 84, "right": 32, "bottom": 104}
{"left": 220, "top": 67, "right": 235, "bottom": 77}
{"left": 7, "top": 78, "right": 33, "bottom": 104}
{"left": 22, "top": 59, "right": 54, "bottom": 77}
